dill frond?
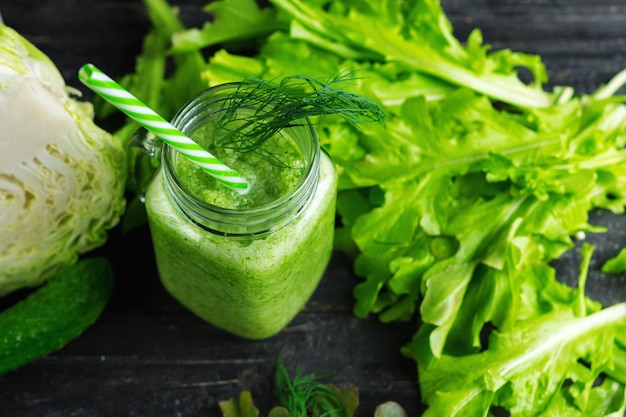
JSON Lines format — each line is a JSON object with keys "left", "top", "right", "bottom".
{"left": 214, "top": 72, "right": 386, "bottom": 154}
{"left": 274, "top": 358, "right": 346, "bottom": 417}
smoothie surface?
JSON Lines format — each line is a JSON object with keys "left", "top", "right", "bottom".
{"left": 174, "top": 122, "right": 307, "bottom": 209}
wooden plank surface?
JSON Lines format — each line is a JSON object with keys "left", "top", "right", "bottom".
{"left": 1, "top": 1, "right": 626, "bottom": 416}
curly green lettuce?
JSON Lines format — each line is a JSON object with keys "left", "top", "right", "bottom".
{"left": 0, "top": 24, "right": 126, "bottom": 295}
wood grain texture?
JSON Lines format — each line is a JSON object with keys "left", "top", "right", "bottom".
{"left": 1, "top": 1, "right": 625, "bottom": 416}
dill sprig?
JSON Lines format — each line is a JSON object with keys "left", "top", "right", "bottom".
{"left": 274, "top": 358, "right": 347, "bottom": 417}
{"left": 213, "top": 72, "right": 387, "bottom": 153}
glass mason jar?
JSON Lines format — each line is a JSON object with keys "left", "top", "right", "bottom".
{"left": 135, "top": 83, "right": 338, "bottom": 340}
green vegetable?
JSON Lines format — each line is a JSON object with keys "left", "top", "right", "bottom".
{"left": 219, "top": 390, "right": 407, "bottom": 417}
{"left": 274, "top": 358, "right": 347, "bottom": 417}
{"left": 170, "top": 0, "right": 287, "bottom": 53}
{"left": 416, "top": 303, "right": 626, "bottom": 416}
{"left": 93, "top": 0, "right": 210, "bottom": 144}
{"left": 267, "top": 0, "right": 552, "bottom": 109}
{"left": 0, "top": 24, "right": 126, "bottom": 295}
{"left": 168, "top": 0, "right": 551, "bottom": 109}
{"left": 374, "top": 403, "right": 407, "bottom": 417}
{"left": 0, "top": 257, "right": 114, "bottom": 375}
{"left": 219, "top": 391, "right": 262, "bottom": 417}
{"left": 94, "top": 0, "right": 626, "bottom": 414}
{"left": 218, "top": 359, "right": 363, "bottom": 417}
{"left": 409, "top": 244, "right": 626, "bottom": 416}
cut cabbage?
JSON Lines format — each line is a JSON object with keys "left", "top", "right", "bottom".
{"left": 0, "top": 24, "right": 126, "bottom": 295}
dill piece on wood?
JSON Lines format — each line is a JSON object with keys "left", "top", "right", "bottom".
{"left": 274, "top": 358, "right": 347, "bottom": 417}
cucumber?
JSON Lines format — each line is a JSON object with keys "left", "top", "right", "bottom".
{"left": 0, "top": 256, "right": 114, "bottom": 374}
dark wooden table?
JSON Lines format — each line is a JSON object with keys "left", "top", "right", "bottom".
{"left": 1, "top": 1, "right": 626, "bottom": 416}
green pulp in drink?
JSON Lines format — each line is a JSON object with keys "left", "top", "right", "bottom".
{"left": 176, "top": 122, "right": 308, "bottom": 209}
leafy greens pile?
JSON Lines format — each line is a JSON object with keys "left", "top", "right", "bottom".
{"left": 96, "top": 0, "right": 626, "bottom": 415}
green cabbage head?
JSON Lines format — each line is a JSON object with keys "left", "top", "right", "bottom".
{"left": 0, "top": 24, "right": 127, "bottom": 296}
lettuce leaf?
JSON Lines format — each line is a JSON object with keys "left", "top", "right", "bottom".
{"left": 413, "top": 303, "right": 626, "bottom": 416}
{"left": 171, "top": 0, "right": 287, "bottom": 52}
{"left": 269, "top": 0, "right": 551, "bottom": 108}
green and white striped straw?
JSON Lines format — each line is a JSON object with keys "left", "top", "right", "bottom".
{"left": 78, "top": 63, "right": 249, "bottom": 194}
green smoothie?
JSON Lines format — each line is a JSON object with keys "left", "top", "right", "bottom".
{"left": 144, "top": 117, "right": 337, "bottom": 339}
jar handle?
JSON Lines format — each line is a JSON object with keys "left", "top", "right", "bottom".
{"left": 127, "top": 129, "right": 162, "bottom": 202}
